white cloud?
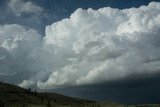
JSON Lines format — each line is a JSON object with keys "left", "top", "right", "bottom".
{"left": 8, "top": 0, "right": 43, "bottom": 16}
{"left": 18, "top": 80, "right": 34, "bottom": 89}
{"left": 0, "top": 24, "right": 67, "bottom": 86}
{"left": 0, "top": 24, "right": 45, "bottom": 81}
{"left": 38, "top": 2, "right": 160, "bottom": 89}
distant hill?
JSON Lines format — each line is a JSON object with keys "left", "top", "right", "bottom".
{"left": 0, "top": 82, "right": 160, "bottom": 107}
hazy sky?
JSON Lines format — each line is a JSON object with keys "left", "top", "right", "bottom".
{"left": 0, "top": 0, "right": 160, "bottom": 104}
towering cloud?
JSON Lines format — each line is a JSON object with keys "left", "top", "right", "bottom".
{"left": 0, "top": 2, "right": 160, "bottom": 89}
{"left": 0, "top": 24, "right": 42, "bottom": 83}
{"left": 38, "top": 2, "right": 160, "bottom": 89}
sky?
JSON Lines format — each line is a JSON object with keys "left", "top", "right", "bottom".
{"left": 0, "top": 0, "right": 160, "bottom": 104}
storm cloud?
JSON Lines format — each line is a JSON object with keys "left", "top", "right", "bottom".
{"left": 0, "top": 2, "right": 160, "bottom": 90}
{"left": 38, "top": 2, "right": 160, "bottom": 89}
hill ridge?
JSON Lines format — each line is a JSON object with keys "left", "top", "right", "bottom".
{"left": 0, "top": 82, "right": 98, "bottom": 107}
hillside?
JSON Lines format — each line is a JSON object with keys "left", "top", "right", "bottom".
{"left": 0, "top": 82, "right": 98, "bottom": 107}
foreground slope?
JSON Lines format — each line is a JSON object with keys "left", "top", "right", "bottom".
{"left": 0, "top": 82, "right": 97, "bottom": 107}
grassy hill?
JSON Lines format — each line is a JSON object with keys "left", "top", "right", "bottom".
{"left": 0, "top": 82, "right": 98, "bottom": 107}
{"left": 0, "top": 82, "right": 160, "bottom": 107}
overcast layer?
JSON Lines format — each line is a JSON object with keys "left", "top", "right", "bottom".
{"left": 0, "top": 2, "right": 160, "bottom": 90}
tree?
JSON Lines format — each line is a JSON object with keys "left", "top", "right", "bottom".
{"left": 34, "top": 89, "right": 37, "bottom": 93}
{"left": 27, "top": 88, "right": 31, "bottom": 93}
{"left": 47, "top": 101, "right": 51, "bottom": 107}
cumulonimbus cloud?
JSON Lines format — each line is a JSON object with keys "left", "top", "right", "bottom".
{"left": 38, "top": 2, "right": 160, "bottom": 89}
{"left": 0, "top": 2, "right": 160, "bottom": 89}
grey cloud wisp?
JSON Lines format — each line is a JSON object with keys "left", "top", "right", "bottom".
{"left": 8, "top": 0, "right": 43, "bottom": 16}
{"left": 0, "top": 2, "right": 160, "bottom": 89}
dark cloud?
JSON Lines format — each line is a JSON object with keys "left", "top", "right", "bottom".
{"left": 53, "top": 73, "right": 160, "bottom": 104}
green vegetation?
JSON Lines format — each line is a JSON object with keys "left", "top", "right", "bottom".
{"left": 0, "top": 82, "right": 97, "bottom": 107}
{"left": 0, "top": 82, "right": 160, "bottom": 107}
